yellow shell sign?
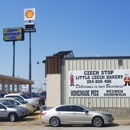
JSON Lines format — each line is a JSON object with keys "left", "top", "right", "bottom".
{"left": 26, "top": 10, "right": 34, "bottom": 18}
{"left": 24, "top": 8, "right": 35, "bottom": 21}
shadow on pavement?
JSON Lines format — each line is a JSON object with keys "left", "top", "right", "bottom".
{"left": 103, "top": 123, "right": 119, "bottom": 127}
{"left": 21, "top": 118, "right": 36, "bottom": 121}
{"left": 29, "top": 112, "right": 40, "bottom": 116}
{"left": 45, "top": 123, "right": 119, "bottom": 127}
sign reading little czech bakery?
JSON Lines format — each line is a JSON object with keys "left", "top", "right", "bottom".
{"left": 68, "top": 69, "right": 130, "bottom": 97}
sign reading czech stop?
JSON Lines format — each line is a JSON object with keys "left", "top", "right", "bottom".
{"left": 24, "top": 8, "right": 35, "bottom": 21}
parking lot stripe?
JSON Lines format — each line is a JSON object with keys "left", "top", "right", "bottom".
{"left": 37, "top": 115, "right": 42, "bottom": 124}
{"left": 24, "top": 114, "right": 42, "bottom": 125}
{"left": 15, "top": 121, "right": 27, "bottom": 127}
{"left": 25, "top": 119, "right": 39, "bottom": 125}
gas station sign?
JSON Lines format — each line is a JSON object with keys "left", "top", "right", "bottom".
{"left": 24, "top": 8, "right": 35, "bottom": 21}
{"left": 3, "top": 27, "right": 24, "bottom": 41}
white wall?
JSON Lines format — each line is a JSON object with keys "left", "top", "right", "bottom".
{"left": 46, "top": 74, "right": 61, "bottom": 108}
{"left": 61, "top": 58, "right": 130, "bottom": 108}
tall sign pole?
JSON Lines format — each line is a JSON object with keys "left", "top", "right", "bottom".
{"left": 24, "top": 8, "right": 36, "bottom": 92}
{"left": 3, "top": 27, "right": 24, "bottom": 92}
{"left": 12, "top": 40, "right": 15, "bottom": 91}
{"left": 29, "top": 20, "right": 32, "bottom": 92}
{"left": 12, "top": 41, "right": 15, "bottom": 77}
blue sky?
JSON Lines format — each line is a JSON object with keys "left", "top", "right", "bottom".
{"left": 0, "top": 0, "right": 130, "bottom": 91}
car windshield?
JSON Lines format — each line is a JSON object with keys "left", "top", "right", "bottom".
{"left": 15, "top": 98, "right": 27, "bottom": 104}
{"left": 26, "top": 93, "right": 32, "bottom": 98}
{"left": 36, "top": 93, "right": 40, "bottom": 96}
{"left": 80, "top": 105, "right": 92, "bottom": 111}
{"left": 40, "top": 92, "right": 46, "bottom": 96}
{"left": 32, "top": 93, "right": 39, "bottom": 97}
{"left": 21, "top": 94, "right": 30, "bottom": 99}
{"left": 2, "top": 102, "right": 16, "bottom": 108}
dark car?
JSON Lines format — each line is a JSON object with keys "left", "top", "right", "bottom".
{"left": 0, "top": 93, "right": 8, "bottom": 98}
{"left": 23, "top": 92, "right": 45, "bottom": 106}
{"left": 39, "top": 91, "right": 46, "bottom": 98}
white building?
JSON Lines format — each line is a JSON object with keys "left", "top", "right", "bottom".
{"left": 43, "top": 51, "right": 130, "bottom": 119}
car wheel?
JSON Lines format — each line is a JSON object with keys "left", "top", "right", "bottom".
{"left": 92, "top": 116, "right": 103, "bottom": 127}
{"left": 9, "top": 113, "right": 17, "bottom": 122}
{"left": 50, "top": 117, "right": 60, "bottom": 127}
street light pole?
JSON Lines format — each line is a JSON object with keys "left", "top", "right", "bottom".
{"left": 37, "top": 80, "right": 42, "bottom": 89}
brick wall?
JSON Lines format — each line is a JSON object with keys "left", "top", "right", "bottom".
{"left": 46, "top": 74, "right": 61, "bottom": 108}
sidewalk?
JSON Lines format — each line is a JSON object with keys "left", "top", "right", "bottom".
{"left": 114, "top": 120, "right": 130, "bottom": 125}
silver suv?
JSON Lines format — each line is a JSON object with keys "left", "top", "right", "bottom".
{"left": 4, "top": 93, "right": 40, "bottom": 109}
{"left": 0, "top": 101, "right": 29, "bottom": 122}
{"left": 0, "top": 98, "right": 35, "bottom": 115}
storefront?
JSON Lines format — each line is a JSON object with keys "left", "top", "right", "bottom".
{"left": 43, "top": 51, "right": 130, "bottom": 119}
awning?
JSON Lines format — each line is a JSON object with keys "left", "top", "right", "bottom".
{"left": 0, "top": 74, "right": 34, "bottom": 84}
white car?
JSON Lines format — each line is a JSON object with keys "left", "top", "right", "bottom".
{"left": 41, "top": 104, "right": 114, "bottom": 127}
{"left": 0, "top": 98, "right": 35, "bottom": 115}
{"left": 4, "top": 93, "right": 40, "bottom": 109}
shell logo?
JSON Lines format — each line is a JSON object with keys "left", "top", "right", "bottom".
{"left": 24, "top": 8, "right": 35, "bottom": 21}
{"left": 25, "top": 10, "right": 34, "bottom": 18}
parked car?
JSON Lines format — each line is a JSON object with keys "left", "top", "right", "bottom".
{"left": 0, "top": 98, "right": 35, "bottom": 115}
{"left": 4, "top": 93, "right": 40, "bottom": 110}
{"left": 40, "top": 105, "right": 46, "bottom": 113}
{"left": 41, "top": 104, "right": 114, "bottom": 127}
{"left": 0, "top": 100, "right": 29, "bottom": 122}
{"left": 14, "top": 97, "right": 37, "bottom": 112}
{"left": 0, "top": 93, "right": 8, "bottom": 98}
{"left": 24, "top": 92, "right": 45, "bottom": 105}
{"left": 39, "top": 91, "right": 46, "bottom": 98}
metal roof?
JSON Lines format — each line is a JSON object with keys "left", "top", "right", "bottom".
{"left": 53, "top": 50, "right": 73, "bottom": 57}
{"left": 42, "top": 50, "right": 74, "bottom": 63}
{"left": 63, "top": 56, "right": 130, "bottom": 60}
{"left": 0, "top": 74, "right": 34, "bottom": 84}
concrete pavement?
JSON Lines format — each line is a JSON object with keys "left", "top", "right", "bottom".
{"left": 114, "top": 120, "right": 130, "bottom": 125}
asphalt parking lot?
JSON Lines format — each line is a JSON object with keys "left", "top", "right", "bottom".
{"left": 0, "top": 111, "right": 44, "bottom": 126}
{"left": 0, "top": 111, "right": 46, "bottom": 130}
{"left": 0, "top": 111, "right": 130, "bottom": 130}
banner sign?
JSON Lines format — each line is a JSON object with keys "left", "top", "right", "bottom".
{"left": 68, "top": 70, "right": 130, "bottom": 97}
{"left": 3, "top": 27, "right": 24, "bottom": 41}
